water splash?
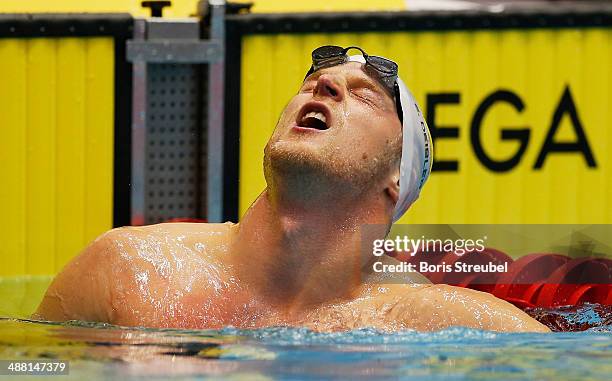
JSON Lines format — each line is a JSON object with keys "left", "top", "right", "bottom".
{"left": 525, "top": 303, "right": 612, "bottom": 331}
{"left": 0, "top": 315, "right": 610, "bottom": 380}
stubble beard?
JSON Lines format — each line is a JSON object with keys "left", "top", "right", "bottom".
{"left": 263, "top": 135, "right": 399, "bottom": 202}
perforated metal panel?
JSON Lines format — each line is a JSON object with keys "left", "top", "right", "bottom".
{"left": 145, "top": 63, "right": 202, "bottom": 224}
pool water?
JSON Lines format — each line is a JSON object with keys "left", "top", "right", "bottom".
{"left": 1, "top": 315, "right": 610, "bottom": 380}
{"left": 1, "top": 277, "right": 610, "bottom": 380}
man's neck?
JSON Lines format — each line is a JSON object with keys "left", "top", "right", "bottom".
{"left": 230, "top": 188, "right": 389, "bottom": 315}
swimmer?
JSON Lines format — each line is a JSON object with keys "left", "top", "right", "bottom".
{"left": 35, "top": 46, "right": 548, "bottom": 332}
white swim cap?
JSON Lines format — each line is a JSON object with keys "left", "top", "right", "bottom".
{"left": 348, "top": 55, "right": 433, "bottom": 223}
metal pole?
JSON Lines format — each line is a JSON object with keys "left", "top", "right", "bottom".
{"left": 131, "top": 19, "right": 148, "bottom": 226}
{"left": 206, "top": 0, "right": 226, "bottom": 222}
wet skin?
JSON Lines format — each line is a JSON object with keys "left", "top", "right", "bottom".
{"left": 35, "top": 62, "right": 549, "bottom": 332}
{"left": 35, "top": 221, "right": 547, "bottom": 332}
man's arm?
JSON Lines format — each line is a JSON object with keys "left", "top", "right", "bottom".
{"left": 395, "top": 284, "right": 550, "bottom": 332}
{"left": 33, "top": 230, "right": 120, "bottom": 323}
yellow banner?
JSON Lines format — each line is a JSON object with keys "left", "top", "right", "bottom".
{"left": 0, "top": 0, "right": 405, "bottom": 16}
{"left": 0, "top": 38, "right": 114, "bottom": 276}
{"left": 239, "top": 29, "right": 612, "bottom": 224}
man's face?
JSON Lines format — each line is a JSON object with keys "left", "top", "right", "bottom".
{"left": 264, "top": 62, "right": 402, "bottom": 191}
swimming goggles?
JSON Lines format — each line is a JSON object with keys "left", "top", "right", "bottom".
{"left": 305, "top": 45, "right": 403, "bottom": 122}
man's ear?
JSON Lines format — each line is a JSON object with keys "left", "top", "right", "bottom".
{"left": 384, "top": 172, "right": 400, "bottom": 206}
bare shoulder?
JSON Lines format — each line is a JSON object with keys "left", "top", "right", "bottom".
{"left": 34, "top": 222, "right": 237, "bottom": 324}
{"left": 394, "top": 284, "right": 549, "bottom": 332}
{"left": 104, "top": 222, "right": 237, "bottom": 252}
{"left": 83, "top": 222, "right": 238, "bottom": 269}
{"left": 34, "top": 228, "right": 122, "bottom": 322}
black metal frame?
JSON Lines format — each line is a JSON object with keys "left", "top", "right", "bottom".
{"left": 0, "top": 14, "right": 134, "bottom": 227}
{"left": 223, "top": 18, "right": 242, "bottom": 223}
{"left": 223, "top": 8, "right": 612, "bottom": 222}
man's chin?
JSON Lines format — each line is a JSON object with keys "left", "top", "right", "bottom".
{"left": 265, "top": 140, "right": 328, "bottom": 173}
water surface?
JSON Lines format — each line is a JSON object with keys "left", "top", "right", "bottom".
{"left": 1, "top": 316, "right": 610, "bottom": 380}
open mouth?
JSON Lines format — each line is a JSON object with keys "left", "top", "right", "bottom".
{"left": 296, "top": 102, "right": 331, "bottom": 131}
